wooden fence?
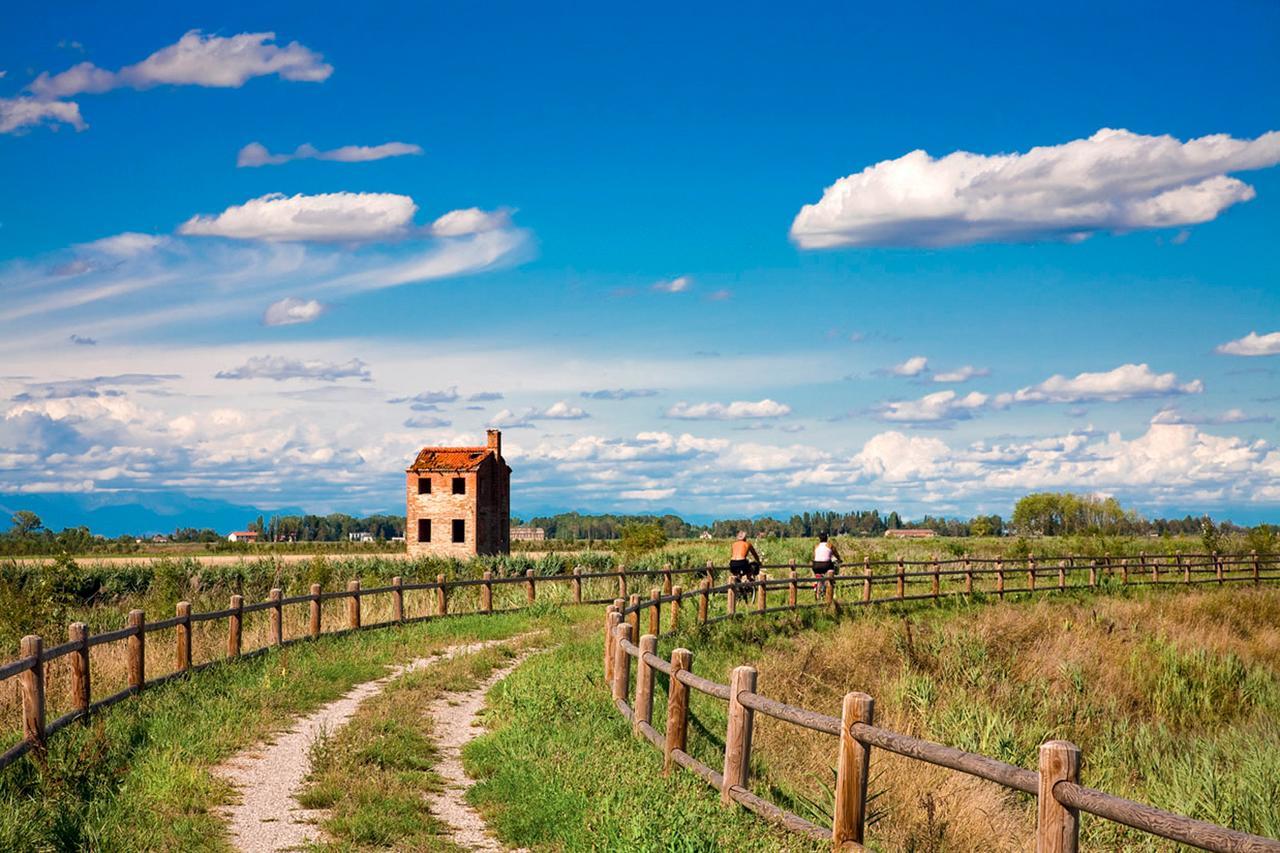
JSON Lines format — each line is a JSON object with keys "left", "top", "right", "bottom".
{"left": 603, "top": 552, "right": 1280, "bottom": 853}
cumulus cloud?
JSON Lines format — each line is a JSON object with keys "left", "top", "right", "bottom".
{"left": 29, "top": 30, "right": 331, "bottom": 99}
{"left": 933, "top": 365, "right": 989, "bottom": 383}
{"left": 581, "top": 388, "right": 660, "bottom": 400}
{"left": 886, "top": 356, "right": 929, "bottom": 377}
{"left": 488, "top": 401, "right": 589, "bottom": 428}
{"left": 652, "top": 275, "right": 692, "bottom": 293}
{"left": 237, "top": 140, "right": 422, "bottom": 167}
{"left": 214, "top": 355, "right": 371, "bottom": 382}
{"left": 262, "top": 297, "right": 325, "bottom": 326}
{"left": 996, "top": 363, "right": 1202, "bottom": 405}
{"left": 179, "top": 192, "right": 418, "bottom": 242}
{"left": 1215, "top": 331, "right": 1280, "bottom": 357}
{"left": 665, "top": 399, "right": 791, "bottom": 420}
{"left": 791, "top": 128, "right": 1280, "bottom": 248}
{"left": 428, "top": 207, "right": 513, "bottom": 238}
{"left": 0, "top": 97, "right": 86, "bottom": 134}
{"left": 876, "top": 390, "right": 989, "bottom": 424}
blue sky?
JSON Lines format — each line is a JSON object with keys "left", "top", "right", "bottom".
{"left": 2, "top": 1, "right": 1279, "bottom": 527}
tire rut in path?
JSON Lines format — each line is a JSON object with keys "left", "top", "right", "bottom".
{"left": 214, "top": 639, "right": 515, "bottom": 853}
{"left": 421, "top": 651, "right": 535, "bottom": 852}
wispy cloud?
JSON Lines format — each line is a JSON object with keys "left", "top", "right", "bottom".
{"left": 238, "top": 141, "right": 422, "bottom": 167}
{"left": 488, "top": 401, "right": 589, "bottom": 428}
{"left": 215, "top": 355, "right": 371, "bottom": 382}
{"left": 581, "top": 388, "right": 659, "bottom": 400}
{"left": 665, "top": 399, "right": 790, "bottom": 420}
{"left": 467, "top": 391, "right": 504, "bottom": 402}
{"left": 652, "top": 275, "right": 691, "bottom": 293}
{"left": 932, "top": 365, "right": 989, "bottom": 383}
{"left": 885, "top": 355, "right": 928, "bottom": 377}
{"left": 389, "top": 387, "right": 460, "bottom": 405}
{"left": 263, "top": 297, "right": 325, "bottom": 326}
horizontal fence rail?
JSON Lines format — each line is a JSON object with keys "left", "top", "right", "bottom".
{"left": 602, "top": 551, "right": 1280, "bottom": 853}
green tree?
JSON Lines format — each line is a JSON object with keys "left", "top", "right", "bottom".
{"left": 10, "top": 510, "right": 42, "bottom": 535}
{"left": 619, "top": 522, "right": 666, "bottom": 557}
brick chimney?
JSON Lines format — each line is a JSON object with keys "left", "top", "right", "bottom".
{"left": 486, "top": 429, "right": 501, "bottom": 458}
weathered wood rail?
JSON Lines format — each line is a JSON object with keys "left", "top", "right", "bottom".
{"left": 604, "top": 551, "right": 1280, "bottom": 852}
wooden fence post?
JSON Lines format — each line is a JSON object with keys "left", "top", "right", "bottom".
{"left": 69, "top": 623, "right": 90, "bottom": 716}
{"left": 1058, "top": 560, "right": 1067, "bottom": 591}
{"left": 863, "top": 561, "right": 874, "bottom": 603}
{"left": 1150, "top": 554, "right": 1159, "bottom": 584}
{"left": 19, "top": 635, "right": 44, "bottom": 752}
{"left": 617, "top": 564, "right": 627, "bottom": 599}
{"left": 1089, "top": 560, "right": 1098, "bottom": 588}
{"left": 1121, "top": 559, "right": 1129, "bottom": 585}
{"left": 664, "top": 648, "right": 692, "bottom": 775}
{"left": 229, "top": 595, "right": 243, "bottom": 657}
{"left": 482, "top": 571, "right": 493, "bottom": 613}
{"left": 789, "top": 569, "right": 798, "bottom": 609}
{"left": 963, "top": 556, "right": 973, "bottom": 595}
{"left": 663, "top": 563, "right": 673, "bottom": 595}
{"left": 897, "top": 558, "right": 905, "bottom": 599}
{"left": 628, "top": 593, "right": 641, "bottom": 638}
{"left": 310, "top": 584, "right": 322, "bottom": 639}
{"left": 824, "top": 570, "right": 835, "bottom": 608}
{"left": 392, "top": 576, "right": 404, "bottom": 622}
{"left": 346, "top": 580, "right": 361, "bottom": 629}
{"left": 573, "top": 567, "right": 583, "bottom": 604}
{"left": 932, "top": 558, "right": 941, "bottom": 598}
{"left": 175, "top": 602, "right": 192, "bottom": 671}
{"left": 721, "top": 665, "right": 758, "bottom": 803}
{"left": 525, "top": 569, "right": 536, "bottom": 604}
{"left": 1215, "top": 551, "right": 1223, "bottom": 585}
{"left": 699, "top": 578, "right": 710, "bottom": 624}
{"left": 726, "top": 584, "right": 737, "bottom": 616}
{"left": 1253, "top": 550, "right": 1261, "bottom": 585}
{"left": 705, "top": 560, "right": 715, "bottom": 585}
{"left": 433, "top": 574, "right": 446, "bottom": 615}
{"left": 649, "top": 587, "right": 661, "bottom": 636}
{"left": 604, "top": 607, "right": 620, "bottom": 683}
{"left": 833, "top": 691, "right": 874, "bottom": 846}
{"left": 634, "top": 634, "right": 658, "bottom": 733}
{"left": 755, "top": 572, "right": 767, "bottom": 613}
{"left": 670, "top": 585, "right": 682, "bottom": 632}
{"left": 1179, "top": 554, "right": 1188, "bottom": 584}
{"left": 1036, "top": 740, "right": 1081, "bottom": 853}
{"left": 612, "top": 623, "right": 633, "bottom": 702}
{"left": 1028, "top": 555, "right": 1037, "bottom": 592}
{"left": 996, "top": 559, "right": 1005, "bottom": 598}
{"left": 128, "top": 609, "right": 145, "bottom": 692}
{"left": 269, "top": 588, "right": 283, "bottom": 647}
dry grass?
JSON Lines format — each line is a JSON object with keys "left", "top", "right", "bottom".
{"left": 734, "top": 587, "right": 1280, "bottom": 850}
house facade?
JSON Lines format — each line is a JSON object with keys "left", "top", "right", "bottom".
{"left": 405, "top": 429, "right": 511, "bottom": 558}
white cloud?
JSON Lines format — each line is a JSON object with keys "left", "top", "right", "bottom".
{"left": 262, "top": 297, "right": 325, "bottom": 326}
{"left": 888, "top": 355, "right": 929, "bottom": 377}
{"left": 1151, "top": 407, "right": 1272, "bottom": 426}
{"left": 1215, "top": 330, "right": 1280, "bottom": 357}
{"left": 541, "top": 401, "right": 589, "bottom": 419}
{"left": 619, "top": 488, "right": 676, "bottom": 500}
{"left": 0, "top": 97, "right": 86, "bottom": 134}
{"left": 404, "top": 414, "right": 452, "bottom": 429}
{"left": 428, "top": 208, "right": 512, "bottom": 237}
{"left": 390, "top": 388, "right": 460, "bottom": 405}
{"left": 652, "top": 275, "right": 692, "bottom": 293}
{"left": 214, "top": 355, "right": 371, "bottom": 382}
{"left": 933, "top": 365, "right": 989, "bottom": 383}
{"left": 853, "top": 431, "right": 952, "bottom": 482}
{"left": 29, "top": 30, "right": 331, "bottom": 99}
{"left": 876, "top": 390, "right": 988, "bottom": 423}
{"left": 78, "top": 232, "right": 166, "bottom": 257}
{"left": 997, "top": 363, "right": 1203, "bottom": 405}
{"left": 581, "top": 388, "right": 659, "bottom": 400}
{"left": 237, "top": 140, "right": 422, "bottom": 167}
{"left": 665, "top": 399, "right": 791, "bottom": 420}
{"left": 179, "top": 192, "right": 418, "bottom": 242}
{"left": 489, "top": 401, "right": 589, "bottom": 427}
{"left": 791, "top": 128, "right": 1280, "bottom": 248}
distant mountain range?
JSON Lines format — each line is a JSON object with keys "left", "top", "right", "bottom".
{"left": 0, "top": 492, "right": 307, "bottom": 538}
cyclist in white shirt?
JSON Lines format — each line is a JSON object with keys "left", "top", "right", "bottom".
{"left": 812, "top": 533, "right": 841, "bottom": 599}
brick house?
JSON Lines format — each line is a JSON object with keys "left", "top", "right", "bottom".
{"left": 406, "top": 429, "right": 511, "bottom": 557}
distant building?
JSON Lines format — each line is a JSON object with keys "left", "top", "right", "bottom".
{"left": 348, "top": 532, "right": 374, "bottom": 543}
{"left": 884, "top": 529, "right": 936, "bottom": 539}
{"left": 511, "top": 526, "right": 545, "bottom": 542}
{"left": 406, "top": 429, "right": 511, "bottom": 558}
{"left": 699, "top": 530, "right": 713, "bottom": 540}
{"left": 227, "top": 530, "right": 259, "bottom": 543}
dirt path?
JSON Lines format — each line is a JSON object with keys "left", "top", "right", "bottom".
{"left": 214, "top": 639, "right": 513, "bottom": 853}
{"left": 421, "top": 651, "right": 535, "bottom": 852}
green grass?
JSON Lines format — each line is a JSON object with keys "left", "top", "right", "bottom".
{"left": 0, "top": 611, "right": 548, "bottom": 851}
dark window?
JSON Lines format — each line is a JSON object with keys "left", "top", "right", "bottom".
{"left": 452, "top": 519, "right": 465, "bottom": 543}
{"left": 452, "top": 477, "right": 465, "bottom": 495}
{"left": 417, "top": 477, "right": 431, "bottom": 495}
{"left": 418, "top": 519, "right": 431, "bottom": 542}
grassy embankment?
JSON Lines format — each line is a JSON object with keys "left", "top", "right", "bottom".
{"left": 462, "top": 584, "right": 1280, "bottom": 851}
{"left": 0, "top": 609, "right": 554, "bottom": 851}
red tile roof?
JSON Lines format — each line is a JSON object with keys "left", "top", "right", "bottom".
{"left": 408, "top": 447, "right": 493, "bottom": 471}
